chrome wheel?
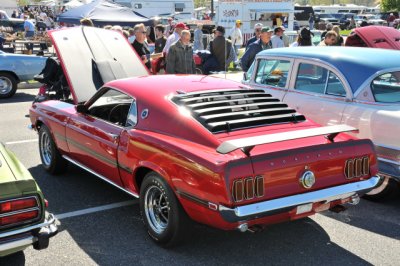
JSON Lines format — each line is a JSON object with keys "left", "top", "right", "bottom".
{"left": 0, "top": 76, "right": 13, "bottom": 95}
{"left": 40, "top": 130, "right": 52, "bottom": 167}
{"left": 144, "top": 185, "right": 169, "bottom": 234}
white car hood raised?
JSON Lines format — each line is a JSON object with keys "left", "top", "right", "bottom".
{"left": 49, "top": 26, "right": 149, "bottom": 103}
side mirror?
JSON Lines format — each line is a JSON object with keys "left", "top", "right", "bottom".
{"left": 76, "top": 103, "right": 88, "bottom": 114}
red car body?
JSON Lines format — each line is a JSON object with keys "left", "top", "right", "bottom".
{"left": 29, "top": 27, "right": 380, "bottom": 246}
{"left": 345, "top": 25, "right": 400, "bottom": 50}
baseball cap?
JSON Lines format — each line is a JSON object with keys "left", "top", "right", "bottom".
{"left": 280, "top": 26, "right": 286, "bottom": 31}
{"left": 216, "top": 25, "right": 225, "bottom": 34}
{"left": 175, "top": 22, "right": 188, "bottom": 30}
{"left": 236, "top": 19, "right": 242, "bottom": 24}
{"left": 254, "top": 23, "right": 263, "bottom": 29}
{"left": 261, "top": 26, "right": 273, "bottom": 33}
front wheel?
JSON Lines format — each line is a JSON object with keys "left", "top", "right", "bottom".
{"left": 39, "top": 125, "right": 67, "bottom": 174}
{"left": 0, "top": 72, "right": 17, "bottom": 99}
{"left": 140, "top": 172, "right": 191, "bottom": 247}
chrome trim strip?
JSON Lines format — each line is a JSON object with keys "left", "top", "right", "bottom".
{"left": 217, "top": 124, "right": 358, "bottom": 154}
{"left": 0, "top": 207, "right": 40, "bottom": 218}
{"left": 378, "top": 157, "right": 400, "bottom": 167}
{"left": 62, "top": 155, "right": 139, "bottom": 198}
{"left": 0, "top": 213, "right": 56, "bottom": 239}
{"left": 219, "top": 176, "right": 380, "bottom": 222}
{"left": 0, "top": 236, "right": 36, "bottom": 252}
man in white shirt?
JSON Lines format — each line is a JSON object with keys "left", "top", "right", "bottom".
{"left": 163, "top": 22, "right": 187, "bottom": 54}
{"left": 271, "top": 26, "right": 285, "bottom": 48}
{"left": 229, "top": 20, "right": 243, "bottom": 54}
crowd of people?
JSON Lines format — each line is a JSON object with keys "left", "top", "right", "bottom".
{"left": 2, "top": 6, "right": 399, "bottom": 76}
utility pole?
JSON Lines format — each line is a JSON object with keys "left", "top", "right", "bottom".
{"left": 211, "top": 0, "right": 214, "bottom": 19}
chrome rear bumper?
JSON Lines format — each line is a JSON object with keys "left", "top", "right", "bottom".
{"left": 0, "top": 213, "right": 58, "bottom": 256}
{"left": 219, "top": 176, "right": 381, "bottom": 222}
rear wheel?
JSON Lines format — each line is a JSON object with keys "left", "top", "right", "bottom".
{"left": 0, "top": 72, "right": 17, "bottom": 99}
{"left": 140, "top": 172, "right": 191, "bottom": 247}
{"left": 39, "top": 125, "right": 67, "bottom": 174}
{"left": 363, "top": 175, "right": 399, "bottom": 201}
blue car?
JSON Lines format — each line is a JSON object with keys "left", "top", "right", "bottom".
{"left": 0, "top": 51, "right": 46, "bottom": 98}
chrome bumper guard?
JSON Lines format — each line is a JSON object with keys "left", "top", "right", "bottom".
{"left": 219, "top": 176, "right": 381, "bottom": 223}
{"left": 0, "top": 213, "right": 58, "bottom": 253}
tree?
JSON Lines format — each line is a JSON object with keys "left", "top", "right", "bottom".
{"left": 380, "top": 0, "right": 400, "bottom": 11}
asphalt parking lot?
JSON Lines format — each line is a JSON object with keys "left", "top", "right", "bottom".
{"left": 1, "top": 85, "right": 400, "bottom": 265}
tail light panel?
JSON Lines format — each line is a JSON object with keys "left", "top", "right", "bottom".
{"left": 0, "top": 196, "right": 41, "bottom": 228}
{"left": 232, "top": 176, "right": 264, "bottom": 202}
{"left": 344, "top": 156, "right": 370, "bottom": 179}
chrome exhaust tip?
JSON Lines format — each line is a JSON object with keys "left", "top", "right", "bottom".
{"left": 349, "top": 194, "right": 360, "bottom": 205}
{"left": 237, "top": 223, "right": 248, "bottom": 233}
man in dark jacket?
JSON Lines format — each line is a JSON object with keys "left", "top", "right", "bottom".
{"left": 132, "top": 23, "right": 151, "bottom": 70}
{"left": 166, "top": 30, "right": 196, "bottom": 74}
{"left": 241, "top": 26, "right": 273, "bottom": 72}
{"left": 245, "top": 23, "right": 263, "bottom": 50}
{"left": 208, "top": 25, "right": 235, "bottom": 72}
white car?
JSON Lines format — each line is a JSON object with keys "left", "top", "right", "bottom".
{"left": 242, "top": 46, "right": 400, "bottom": 199}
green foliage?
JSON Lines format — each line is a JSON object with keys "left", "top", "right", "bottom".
{"left": 381, "top": 0, "right": 400, "bottom": 12}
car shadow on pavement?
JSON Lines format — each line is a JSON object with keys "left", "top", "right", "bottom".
{"left": 322, "top": 194, "right": 400, "bottom": 240}
{"left": 0, "top": 251, "right": 25, "bottom": 265}
{"left": 56, "top": 207, "right": 371, "bottom": 266}
{"left": 24, "top": 164, "right": 375, "bottom": 265}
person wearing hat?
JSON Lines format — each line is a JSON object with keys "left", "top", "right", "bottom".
{"left": 241, "top": 26, "right": 273, "bottom": 72}
{"left": 206, "top": 25, "right": 235, "bottom": 72}
{"left": 271, "top": 26, "right": 285, "bottom": 48}
{"left": 245, "top": 23, "right": 263, "bottom": 50}
{"left": 229, "top": 19, "right": 243, "bottom": 56}
{"left": 163, "top": 22, "right": 187, "bottom": 54}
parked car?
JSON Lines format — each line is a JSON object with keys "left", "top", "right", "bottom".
{"left": 0, "top": 51, "right": 46, "bottom": 98}
{"left": 354, "top": 14, "right": 387, "bottom": 27}
{"left": 345, "top": 26, "right": 400, "bottom": 50}
{"left": 242, "top": 46, "right": 400, "bottom": 199}
{"left": 315, "top": 13, "right": 340, "bottom": 25}
{"left": 29, "top": 27, "right": 380, "bottom": 246}
{"left": 0, "top": 143, "right": 58, "bottom": 257}
{"left": 0, "top": 10, "right": 24, "bottom": 32}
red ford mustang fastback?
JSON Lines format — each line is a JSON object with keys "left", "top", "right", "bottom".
{"left": 29, "top": 27, "right": 380, "bottom": 246}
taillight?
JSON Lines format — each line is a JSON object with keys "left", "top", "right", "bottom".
{"left": 344, "top": 156, "right": 370, "bottom": 179}
{"left": 232, "top": 176, "right": 264, "bottom": 202}
{"left": 0, "top": 196, "right": 41, "bottom": 228}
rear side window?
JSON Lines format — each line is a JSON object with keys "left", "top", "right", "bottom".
{"left": 371, "top": 71, "right": 400, "bottom": 103}
{"left": 295, "top": 63, "right": 346, "bottom": 96}
{"left": 255, "top": 59, "right": 290, "bottom": 88}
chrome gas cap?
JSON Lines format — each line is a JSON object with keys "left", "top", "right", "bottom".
{"left": 300, "top": 170, "right": 316, "bottom": 189}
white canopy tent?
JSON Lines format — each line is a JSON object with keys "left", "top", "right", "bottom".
{"left": 64, "top": 0, "right": 84, "bottom": 8}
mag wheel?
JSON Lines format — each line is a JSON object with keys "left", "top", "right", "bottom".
{"left": 0, "top": 72, "right": 17, "bottom": 99}
{"left": 39, "top": 125, "right": 67, "bottom": 174}
{"left": 140, "top": 172, "right": 190, "bottom": 247}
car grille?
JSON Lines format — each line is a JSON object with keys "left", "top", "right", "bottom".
{"left": 172, "top": 89, "right": 306, "bottom": 133}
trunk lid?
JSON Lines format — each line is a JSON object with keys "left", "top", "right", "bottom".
{"left": 353, "top": 26, "right": 400, "bottom": 50}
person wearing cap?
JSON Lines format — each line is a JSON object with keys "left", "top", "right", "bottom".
{"left": 206, "top": 25, "right": 235, "bottom": 72}
{"left": 166, "top": 30, "right": 196, "bottom": 74}
{"left": 163, "top": 22, "right": 187, "bottom": 54}
{"left": 229, "top": 20, "right": 243, "bottom": 56}
{"left": 241, "top": 26, "right": 273, "bottom": 72}
{"left": 245, "top": 23, "right": 263, "bottom": 50}
{"left": 271, "top": 27, "right": 285, "bottom": 48}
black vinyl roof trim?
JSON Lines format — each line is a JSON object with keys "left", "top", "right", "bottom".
{"left": 172, "top": 89, "right": 306, "bottom": 133}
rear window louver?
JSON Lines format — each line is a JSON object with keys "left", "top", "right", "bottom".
{"left": 171, "top": 89, "right": 306, "bottom": 133}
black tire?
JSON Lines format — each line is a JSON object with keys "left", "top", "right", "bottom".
{"left": 0, "top": 72, "right": 18, "bottom": 99}
{"left": 363, "top": 175, "right": 399, "bottom": 201}
{"left": 38, "top": 125, "right": 67, "bottom": 174}
{"left": 140, "top": 172, "right": 191, "bottom": 247}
